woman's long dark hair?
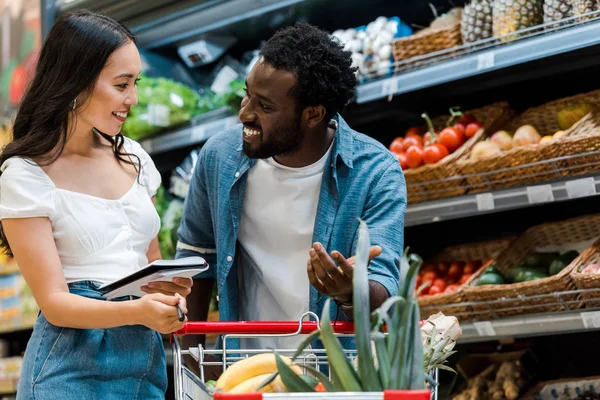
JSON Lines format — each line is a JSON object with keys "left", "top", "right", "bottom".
{"left": 0, "top": 10, "right": 142, "bottom": 254}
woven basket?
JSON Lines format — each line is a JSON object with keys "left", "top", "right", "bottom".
{"left": 520, "top": 376, "right": 600, "bottom": 400}
{"left": 392, "top": 20, "right": 462, "bottom": 66}
{"left": 418, "top": 238, "right": 513, "bottom": 320}
{"left": 570, "top": 238, "right": 600, "bottom": 309}
{"left": 457, "top": 89, "right": 600, "bottom": 194}
{"left": 461, "top": 214, "right": 600, "bottom": 320}
{"left": 406, "top": 101, "right": 513, "bottom": 203}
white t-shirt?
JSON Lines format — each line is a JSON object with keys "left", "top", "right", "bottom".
{"left": 0, "top": 138, "right": 162, "bottom": 284}
{"left": 237, "top": 141, "right": 333, "bottom": 350}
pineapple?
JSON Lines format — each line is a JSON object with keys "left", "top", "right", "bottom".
{"left": 493, "top": 0, "right": 544, "bottom": 41}
{"left": 543, "top": 0, "right": 573, "bottom": 23}
{"left": 461, "top": 0, "right": 494, "bottom": 43}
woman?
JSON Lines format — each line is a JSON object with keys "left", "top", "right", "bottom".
{"left": 0, "top": 10, "right": 193, "bottom": 400}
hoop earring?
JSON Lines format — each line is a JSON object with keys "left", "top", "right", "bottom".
{"left": 71, "top": 99, "right": 77, "bottom": 111}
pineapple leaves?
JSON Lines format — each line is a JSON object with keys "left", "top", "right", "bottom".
{"left": 274, "top": 352, "right": 315, "bottom": 393}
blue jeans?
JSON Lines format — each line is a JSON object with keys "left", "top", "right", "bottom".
{"left": 17, "top": 281, "right": 167, "bottom": 400}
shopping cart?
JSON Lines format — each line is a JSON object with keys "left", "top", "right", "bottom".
{"left": 171, "top": 312, "right": 438, "bottom": 400}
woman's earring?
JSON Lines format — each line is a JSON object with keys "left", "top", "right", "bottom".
{"left": 71, "top": 99, "right": 77, "bottom": 111}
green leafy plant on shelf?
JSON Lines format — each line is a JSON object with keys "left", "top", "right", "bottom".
{"left": 259, "top": 220, "right": 460, "bottom": 393}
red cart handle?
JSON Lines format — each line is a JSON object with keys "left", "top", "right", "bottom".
{"left": 175, "top": 321, "right": 355, "bottom": 335}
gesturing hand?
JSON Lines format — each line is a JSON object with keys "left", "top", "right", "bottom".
{"left": 307, "top": 242, "right": 382, "bottom": 302}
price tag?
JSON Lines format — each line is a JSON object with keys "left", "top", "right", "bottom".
{"left": 566, "top": 177, "right": 597, "bottom": 199}
{"left": 581, "top": 311, "right": 600, "bottom": 329}
{"left": 473, "top": 321, "right": 496, "bottom": 336}
{"left": 527, "top": 184, "right": 554, "bottom": 204}
{"left": 477, "top": 52, "right": 495, "bottom": 71}
{"left": 380, "top": 77, "right": 399, "bottom": 100}
{"left": 191, "top": 125, "right": 206, "bottom": 142}
{"left": 476, "top": 193, "right": 495, "bottom": 212}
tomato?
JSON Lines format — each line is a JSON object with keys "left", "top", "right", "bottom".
{"left": 437, "top": 262, "right": 449, "bottom": 277}
{"left": 465, "top": 121, "right": 484, "bottom": 138}
{"left": 396, "top": 152, "right": 409, "bottom": 170}
{"left": 453, "top": 122, "right": 466, "bottom": 137}
{"left": 421, "top": 264, "right": 436, "bottom": 274}
{"left": 406, "top": 126, "right": 425, "bottom": 138}
{"left": 457, "top": 114, "right": 477, "bottom": 125}
{"left": 401, "top": 136, "right": 423, "bottom": 152}
{"left": 389, "top": 137, "right": 404, "bottom": 154}
{"left": 445, "top": 284, "right": 461, "bottom": 293}
{"left": 422, "top": 271, "right": 438, "bottom": 282}
{"left": 439, "top": 127, "right": 465, "bottom": 152}
{"left": 448, "top": 262, "right": 464, "bottom": 280}
{"left": 423, "top": 143, "right": 450, "bottom": 164}
{"left": 433, "top": 278, "right": 447, "bottom": 291}
{"left": 416, "top": 274, "right": 423, "bottom": 287}
{"left": 428, "top": 286, "right": 442, "bottom": 296}
{"left": 406, "top": 145, "right": 424, "bottom": 168}
{"left": 460, "top": 273, "right": 473, "bottom": 284}
{"left": 419, "top": 286, "right": 430, "bottom": 296}
{"left": 463, "top": 261, "right": 478, "bottom": 275}
{"left": 315, "top": 383, "right": 326, "bottom": 392}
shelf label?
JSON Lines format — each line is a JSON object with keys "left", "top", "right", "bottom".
{"left": 380, "top": 78, "right": 399, "bottom": 100}
{"left": 581, "top": 311, "right": 600, "bottom": 329}
{"left": 476, "top": 193, "right": 495, "bottom": 212}
{"left": 566, "top": 177, "right": 596, "bottom": 199}
{"left": 527, "top": 184, "right": 554, "bottom": 204}
{"left": 191, "top": 125, "right": 206, "bottom": 142}
{"left": 473, "top": 321, "right": 496, "bottom": 336}
{"left": 477, "top": 52, "right": 495, "bottom": 71}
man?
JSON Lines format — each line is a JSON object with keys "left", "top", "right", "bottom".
{"left": 176, "top": 23, "right": 407, "bottom": 352}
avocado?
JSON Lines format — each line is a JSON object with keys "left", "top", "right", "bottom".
{"left": 513, "top": 268, "right": 548, "bottom": 283}
{"left": 549, "top": 250, "right": 580, "bottom": 275}
{"left": 477, "top": 273, "right": 505, "bottom": 286}
{"left": 485, "top": 265, "right": 501, "bottom": 275}
{"left": 524, "top": 252, "right": 560, "bottom": 268}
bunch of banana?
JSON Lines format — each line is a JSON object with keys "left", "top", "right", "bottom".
{"left": 215, "top": 353, "right": 302, "bottom": 394}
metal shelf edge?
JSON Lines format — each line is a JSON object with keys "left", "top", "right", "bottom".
{"left": 356, "top": 20, "right": 600, "bottom": 104}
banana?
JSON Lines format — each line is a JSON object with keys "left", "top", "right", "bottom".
{"left": 216, "top": 353, "right": 302, "bottom": 392}
{"left": 228, "top": 373, "right": 286, "bottom": 394}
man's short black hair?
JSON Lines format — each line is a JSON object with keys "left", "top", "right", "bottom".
{"left": 260, "top": 22, "right": 358, "bottom": 121}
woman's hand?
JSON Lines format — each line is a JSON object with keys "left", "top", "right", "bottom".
{"left": 136, "top": 293, "right": 188, "bottom": 334}
{"left": 140, "top": 277, "right": 193, "bottom": 298}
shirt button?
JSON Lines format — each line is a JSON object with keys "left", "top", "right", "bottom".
{"left": 226, "top": 256, "right": 233, "bottom": 262}
{"left": 235, "top": 172, "right": 240, "bottom": 178}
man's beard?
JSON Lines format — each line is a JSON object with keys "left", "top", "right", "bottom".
{"left": 243, "top": 117, "right": 303, "bottom": 159}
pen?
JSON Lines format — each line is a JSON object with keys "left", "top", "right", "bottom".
{"left": 176, "top": 303, "right": 185, "bottom": 322}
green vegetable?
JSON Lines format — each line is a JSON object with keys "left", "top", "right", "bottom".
{"left": 524, "top": 252, "right": 560, "bottom": 268}
{"left": 485, "top": 265, "right": 501, "bottom": 275}
{"left": 549, "top": 250, "right": 580, "bottom": 275}
{"left": 477, "top": 273, "right": 505, "bottom": 285}
{"left": 512, "top": 268, "right": 548, "bottom": 283}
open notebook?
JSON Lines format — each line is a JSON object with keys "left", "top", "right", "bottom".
{"left": 99, "top": 257, "right": 208, "bottom": 299}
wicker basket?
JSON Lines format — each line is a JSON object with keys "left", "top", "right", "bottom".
{"left": 520, "top": 375, "right": 600, "bottom": 400}
{"left": 461, "top": 214, "right": 600, "bottom": 320}
{"left": 392, "top": 20, "right": 462, "bottom": 66}
{"left": 457, "top": 89, "right": 600, "bottom": 194}
{"left": 418, "top": 238, "right": 513, "bottom": 320}
{"left": 570, "top": 238, "right": 600, "bottom": 309}
{"left": 405, "top": 101, "right": 513, "bottom": 204}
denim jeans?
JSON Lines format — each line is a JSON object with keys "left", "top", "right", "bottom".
{"left": 17, "top": 280, "right": 167, "bottom": 400}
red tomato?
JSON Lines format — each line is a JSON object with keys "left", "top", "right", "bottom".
{"left": 460, "top": 273, "right": 473, "bottom": 284}
{"left": 448, "top": 262, "right": 464, "bottom": 280}
{"left": 422, "top": 271, "right": 438, "bottom": 282}
{"left": 433, "top": 278, "right": 447, "bottom": 292}
{"left": 396, "top": 152, "right": 409, "bottom": 170}
{"left": 453, "top": 122, "right": 466, "bottom": 137}
{"left": 437, "top": 262, "right": 449, "bottom": 277}
{"left": 406, "top": 126, "right": 425, "bottom": 138}
{"left": 419, "top": 286, "right": 430, "bottom": 296}
{"left": 401, "top": 136, "right": 423, "bottom": 152}
{"left": 428, "top": 286, "right": 442, "bottom": 296}
{"left": 421, "top": 264, "right": 436, "bottom": 274}
{"left": 406, "top": 145, "right": 424, "bottom": 168}
{"left": 465, "top": 121, "right": 484, "bottom": 138}
{"left": 438, "top": 127, "right": 465, "bottom": 152}
{"left": 389, "top": 137, "right": 404, "bottom": 154}
{"left": 445, "top": 284, "right": 461, "bottom": 293}
{"left": 423, "top": 144, "right": 450, "bottom": 164}
{"left": 416, "top": 274, "right": 423, "bottom": 287}
{"left": 463, "top": 261, "right": 478, "bottom": 275}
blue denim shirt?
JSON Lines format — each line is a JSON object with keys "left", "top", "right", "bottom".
{"left": 176, "top": 114, "right": 407, "bottom": 348}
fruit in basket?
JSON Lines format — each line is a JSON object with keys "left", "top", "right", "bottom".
{"left": 438, "top": 126, "right": 465, "bottom": 153}
{"left": 490, "top": 130, "right": 513, "bottom": 150}
{"left": 582, "top": 263, "right": 600, "bottom": 273}
{"left": 548, "top": 250, "right": 580, "bottom": 275}
{"left": 389, "top": 137, "right": 404, "bottom": 153}
{"left": 539, "top": 135, "right": 553, "bottom": 144}
{"left": 476, "top": 271, "right": 505, "bottom": 285}
{"left": 556, "top": 102, "right": 595, "bottom": 130}
{"left": 228, "top": 373, "right": 287, "bottom": 394}
{"left": 461, "top": 0, "right": 494, "bottom": 43}
{"left": 401, "top": 135, "right": 423, "bottom": 152}
{"left": 406, "top": 144, "right": 425, "bottom": 168}
{"left": 553, "top": 130, "right": 567, "bottom": 139}
{"left": 215, "top": 353, "right": 301, "bottom": 392}
{"left": 524, "top": 251, "right": 560, "bottom": 267}
{"left": 512, "top": 125, "right": 541, "bottom": 146}
{"left": 492, "top": 0, "right": 543, "bottom": 41}
{"left": 470, "top": 140, "right": 502, "bottom": 160}
{"left": 423, "top": 143, "right": 450, "bottom": 164}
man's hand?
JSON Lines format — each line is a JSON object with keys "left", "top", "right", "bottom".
{"left": 307, "top": 242, "right": 382, "bottom": 302}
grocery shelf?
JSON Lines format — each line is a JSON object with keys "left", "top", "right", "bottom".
{"left": 0, "top": 313, "right": 38, "bottom": 335}
{"left": 140, "top": 113, "right": 239, "bottom": 155}
{"left": 405, "top": 173, "right": 600, "bottom": 227}
{"left": 356, "top": 16, "right": 600, "bottom": 104}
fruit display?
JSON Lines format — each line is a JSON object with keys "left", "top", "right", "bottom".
{"left": 331, "top": 16, "right": 413, "bottom": 79}
{"left": 461, "top": 0, "right": 494, "bottom": 43}
{"left": 475, "top": 250, "right": 579, "bottom": 285}
{"left": 389, "top": 108, "right": 484, "bottom": 170}
{"left": 416, "top": 259, "right": 487, "bottom": 296}
{"left": 493, "top": 0, "right": 544, "bottom": 41}
{"left": 453, "top": 359, "right": 528, "bottom": 400}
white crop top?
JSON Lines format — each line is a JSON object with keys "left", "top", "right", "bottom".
{"left": 0, "top": 138, "right": 162, "bottom": 284}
